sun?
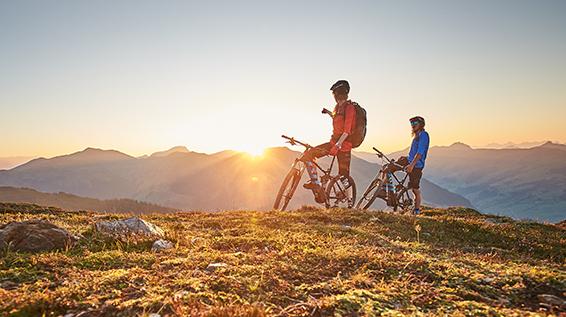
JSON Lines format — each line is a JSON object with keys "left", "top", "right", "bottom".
{"left": 238, "top": 145, "right": 266, "bottom": 158}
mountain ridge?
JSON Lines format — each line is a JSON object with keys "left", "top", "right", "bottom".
{"left": 0, "top": 146, "right": 471, "bottom": 211}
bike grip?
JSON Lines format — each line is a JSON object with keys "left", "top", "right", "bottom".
{"left": 373, "top": 147, "right": 379, "bottom": 152}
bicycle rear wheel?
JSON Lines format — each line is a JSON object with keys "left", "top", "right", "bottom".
{"left": 273, "top": 166, "right": 303, "bottom": 211}
{"left": 356, "top": 178, "right": 384, "bottom": 210}
{"left": 395, "top": 187, "right": 415, "bottom": 214}
{"left": 325, "top": 175, "right": 356, "bottom": 208}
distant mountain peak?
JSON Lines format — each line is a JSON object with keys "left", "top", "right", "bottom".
{"left": 449, "top": 142, "right": 472, "bottom": 149}
{"left": 538, "top": 141, "right": 566, "bottom": 150}
{"left": 150, "top": 146, "right": 190, "bottom": 157}
{"left": 73, "top": 148, "right": 132, "bottom": 159}
{"left": 541, "top": 141, "right": 556, "bottom": 146}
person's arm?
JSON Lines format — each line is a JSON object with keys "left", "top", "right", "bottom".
{"left": 335, "top": 104, "right": 355, "bottom": 149}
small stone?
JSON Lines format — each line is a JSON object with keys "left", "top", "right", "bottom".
{"left": 341, "top": 225, "right": 352, "bottom": 230}
{"left": 151, "top": 239, "right": 174, "bottom": 252}
{"left": 148, "top": 314, "right": 161, "bottom": 317}
{"left": 0, "top": 281, "right": 18, "bottom": 290}
{"left": 484, "top": 218, "right": 505, "bottom": 224}
{"left": 191, "top": 237, "right": 203, "bottom": 244}
{"left": 206, "top": 262, "right": 227, "bottom": 271}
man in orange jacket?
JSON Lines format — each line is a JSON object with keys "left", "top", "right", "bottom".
{"left": 301, "top": 80, "right": 356, "bottom": 203}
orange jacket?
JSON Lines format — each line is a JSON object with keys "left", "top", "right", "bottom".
{"left": 331, "top": 100, "right": 356, "bottom": 152}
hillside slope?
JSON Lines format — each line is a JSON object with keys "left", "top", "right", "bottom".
{"left": 0, "top": 186, "right": 177, "bottom": 213}
{"left": 1, "top": 203, "right": 564, "bottom": 316}
{"left": 0, "top": 147, "right": 471, "bottom": 211}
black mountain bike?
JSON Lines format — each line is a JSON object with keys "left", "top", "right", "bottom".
{"left": 356, "top": 147, "right": 414, "bottom": 212}
{"left": 273, "top": 135, "right": 356, "bottom": 211}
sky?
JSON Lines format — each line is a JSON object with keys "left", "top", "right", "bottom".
{"left": 1, "top": 0, "right": 566, "bottom": 158}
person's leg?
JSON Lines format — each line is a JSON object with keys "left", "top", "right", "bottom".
{"left": 337, "top": 151, "right": 351, "bottom": 177}
{"left": 337, "top": 150, "right": 352, "bottom": 187}
{"left": 300, "top": 143, "right": 330, "bottom": 188}
{"left": 408, "top": 168, "right": 423, "bottom": 214}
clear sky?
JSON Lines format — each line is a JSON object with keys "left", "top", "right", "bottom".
{"left": 1, "top": 0, "right": 565, "bottom": 157}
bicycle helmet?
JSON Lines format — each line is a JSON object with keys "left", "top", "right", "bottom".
{"left": 330, "top": 80, "right": 350, "bottom": 94}
{"left": 410, "top": 116, "right": 425, "bottom": 126}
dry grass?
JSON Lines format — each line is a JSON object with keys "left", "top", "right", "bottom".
{"left": 0, "top": 203, "right": 564, "bottom": 316}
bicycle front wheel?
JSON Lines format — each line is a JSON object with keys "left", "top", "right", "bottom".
{"left": 273, "top": 166, "right": 302, "bottom": 211}
{"left": 325, "top": 175, "right": 356, "bottom": 209}
{"left": 356, "top": 178, "right": 384, "bottom": 210}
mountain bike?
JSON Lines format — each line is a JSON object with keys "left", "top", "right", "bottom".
{"left": 356, "top": 147, "right": 414, "bottom": 212}
{"left": 273, "top": 135, "right": 356, "bottom": 211}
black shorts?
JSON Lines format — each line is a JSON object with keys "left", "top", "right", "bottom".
{"left": 408, "top": 168, "right": 423, "bottom": 189}
{"left": 299, "top": 142, "right": 351, "bottom": 177}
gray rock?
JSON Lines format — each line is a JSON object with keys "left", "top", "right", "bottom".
{"left": 484, "top": 217, "right": 507, "bottom": 224}
{"left": 206, "top": 262, "right": 227, "bottom": 271}
{"left": 0, "top": 220, "right": 77, "bottom": 252}
{"left": 95, "top": 217, "right": 164, "bottom": 238}
{"left": 151, "top": 239, "right": 174, "bottom": 252}
{"left": 537, "top": 294, "right": 566, "bottom": 309}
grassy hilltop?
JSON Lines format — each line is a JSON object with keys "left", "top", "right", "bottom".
{"left": 0, "top": 203, "right": 564, "bottom": 316}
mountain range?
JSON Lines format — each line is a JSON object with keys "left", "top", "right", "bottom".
{"left": 0, "top": 146, "right": 471, "bottom": 212}
{"left": 358, "top": 141, "right": 566, "bottom": 222}
{"left": 0, "top": 186, "right": 177, "bottom": 213}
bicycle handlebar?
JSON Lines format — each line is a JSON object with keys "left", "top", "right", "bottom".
{"left": 372, "top": 146, "right": 409, "bottom": 171}
{"left": 373, "top": 146, "right": 395, "bottom": 164}
{"left": 281, "top": 135, "right": 311, "bottom": 149}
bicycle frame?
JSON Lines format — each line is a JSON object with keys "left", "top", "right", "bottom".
{"left": 360, "top": 147, "right": 413, "bottom": 210}
{"left": 283, "top": 135, "right": 337, "bottom": 183}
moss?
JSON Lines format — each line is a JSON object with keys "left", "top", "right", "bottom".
{"left": 0, "top": 203, "right": 564, "bottom": 316}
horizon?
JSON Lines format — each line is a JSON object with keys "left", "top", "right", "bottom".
{"left": 3, "top": 138, "right": 564, "bottom": 163}
{"left": 1, "top": 1, "right": 566, "bottom": 157}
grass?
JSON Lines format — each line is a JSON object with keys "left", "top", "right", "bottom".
{"left": 0, "top": 203, "right": 564, "bottom": 316}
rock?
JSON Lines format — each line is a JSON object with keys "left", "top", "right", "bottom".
{"left": 0, "top": 281, "right": 18, "bottom": 290}
{"left": 94, "top": 217, "right": 164, "bottom": 238}
{"left": 537, "top": 294, "right": 566, "bottom": 309}
{"left": 0, "top": 220, "right": 77, "bottom": 252}
{"left": 206, "top": 262, "right": 227, "bottom": 271}
{"left": 151, "top": 239, "right": 174, "bottom": 252}
{"left": 484, "top": 218, "right": 507, "bottom": 224}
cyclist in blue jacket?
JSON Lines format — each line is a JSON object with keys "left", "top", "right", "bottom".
{"left": 406, "top": 116, "right": 430, "bottom": 215}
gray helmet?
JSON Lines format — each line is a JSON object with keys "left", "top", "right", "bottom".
{"left": 330, "top": 80, "right": 350, "bottom": 94}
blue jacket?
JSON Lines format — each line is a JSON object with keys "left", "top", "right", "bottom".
{"left": 408, "top": 130, "right": 430, "bottom": 169}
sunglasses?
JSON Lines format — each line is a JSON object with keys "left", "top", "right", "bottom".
{"left": 410, "top": 121, "right": 420, "bottom": 126}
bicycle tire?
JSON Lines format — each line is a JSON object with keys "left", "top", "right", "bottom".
{"left": 356, "top": 178, "right": 384, "bottom": 210}
{"left": 395, "top": 187, "right": 415, "bottom": 214}
{"left": 273, "top": 167, "right": 302, "bottom": 211}
{"left": 325, "top": 175, "right": 356, "bottom": 209}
